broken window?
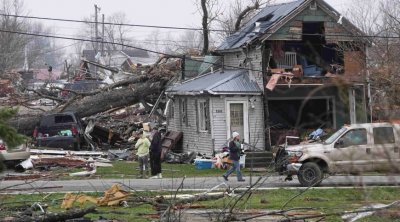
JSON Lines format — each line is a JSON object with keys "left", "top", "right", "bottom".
{"left": 340, "top": 129, "right": 367, "bottom": 147}
{"left": 373, "top": 127, "right": 395, "bottom": 144}
{"left": 197, "top": 100, "right": 210, "bottom": 132}
{"left": 54, "top": 115, "right": 74, "bottom": 124}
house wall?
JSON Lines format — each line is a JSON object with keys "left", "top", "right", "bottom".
{"left": 223, "top": 48, "right": 264, "bottom": 91}
{"left": 167, "top": 94, "right": 265, "bottom": 155}
{"left": 167, "top": 96, "right": 213, "bottom": 155}
{"left": 211, "top": 95, "right": 265, "bottom": 152}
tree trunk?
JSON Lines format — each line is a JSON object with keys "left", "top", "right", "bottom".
{"left": 234, "top": 1, "right": 260, "bottom": 31}
{"left": 201, "top": 0, "right": 209, "bottom": 55}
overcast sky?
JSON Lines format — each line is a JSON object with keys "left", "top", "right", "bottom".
{"left": 21, "top": 0, "right": 351, "bottom": 56}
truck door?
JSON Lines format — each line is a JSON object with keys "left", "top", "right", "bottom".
{"left": 371, "top": 126, "right": 397, "bottom": 172}
{"left": 328, "top": 128, "right": 374, "bottom": 173}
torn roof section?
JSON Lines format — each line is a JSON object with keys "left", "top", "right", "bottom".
{"left": 217, "top": 0, "right": 366, "bottom": 51}
{"left": 166, "top": 69, "right": 262, "bottom": 96}
{"left": 218, "top": 0, "right": 305, "bottom": 51}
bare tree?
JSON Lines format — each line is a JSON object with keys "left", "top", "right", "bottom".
{"left": 215, "top": 0, "right": 268, "bottom": 41}
{"left": 27, "top": 23, "right": 64, "bottom": 69}
{"left": 198, "top": 0, "right": 221, "bottom": 55}
{"left": 0, "top": 0, "right": 29, "bottom": 75}
{"left": 104, "top": 12, "right": 133, "bottom": 51}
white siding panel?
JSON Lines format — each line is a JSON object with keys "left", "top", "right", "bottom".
{"left": 248, "top": 95, "right": 265, "bottom": 150}
{"left": 211, "top": 96, "right": 228, "bottom": 152}
{"left": 223, "top": 49, "right": 264, "bottom": 91}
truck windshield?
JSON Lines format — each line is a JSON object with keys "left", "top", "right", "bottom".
{"left": 324, "top": 127, "right": 347, "bottom": 144}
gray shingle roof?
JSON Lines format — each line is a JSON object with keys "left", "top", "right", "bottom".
{"left": 166, "top": 69, "right": 262, "bottom": 95}
{"left": 218, "top": 0, "right": 305, "bottom": 51}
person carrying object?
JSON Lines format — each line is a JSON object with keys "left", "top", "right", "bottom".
{"left": 135, "top": 129, "right": 151, "bottom": 178}
{"left": 222, "top": 132, "right": 245, "bottom": 182}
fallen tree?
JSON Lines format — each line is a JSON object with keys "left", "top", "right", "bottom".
{"left": 8, "top": 56, "right": 178, "bottom": 135}
{"left": 9, "top": 79, "right": 166, "bottom": 135}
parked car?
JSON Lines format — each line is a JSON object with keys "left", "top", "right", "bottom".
{"left": 275, "top": 123, "right": 400, "bottom": 187}
{"left": 0, "top": 139, "right": 30, "bottom": 167}
{"left": 33, "top": 112, "right": 85, "bottom": 150}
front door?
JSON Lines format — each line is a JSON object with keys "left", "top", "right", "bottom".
{"left": 227, "top": 101, "right": 249, "bottom": 143}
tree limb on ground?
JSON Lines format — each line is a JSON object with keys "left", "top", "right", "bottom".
{"left": 4, "top": 206, "right": 96, "bottom": 222}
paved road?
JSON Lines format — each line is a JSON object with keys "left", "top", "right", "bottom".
{"left": 1, "top": 175, "right": 400, "bottom": 193}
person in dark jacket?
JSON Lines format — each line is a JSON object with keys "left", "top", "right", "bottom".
{"left": 222, "top": 132, "right": 245, "bottom": 182}
{"left": 149, "top": 128, "right": 162, "bottom": 179}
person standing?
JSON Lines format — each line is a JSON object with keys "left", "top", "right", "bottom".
{"left": 149, "top": 127, "right": 162, "bottom": 179}
{"left": 135, "top": 129, "right": 150, "bottom": 178}
{"left": 222, "top": 132, "right": 245, "bottom": 182}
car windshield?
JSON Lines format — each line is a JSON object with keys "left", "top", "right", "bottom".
{"left": 324, "top": 127, "right": 347, "bottom": 144}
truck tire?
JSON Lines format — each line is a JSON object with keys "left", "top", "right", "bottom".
{"left": 298, "top": 162, "right": 323, "bottom": 187}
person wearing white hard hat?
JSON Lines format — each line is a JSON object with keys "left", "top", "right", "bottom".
{"left": 222, "top": 131, "right": 245, "bottom": 182}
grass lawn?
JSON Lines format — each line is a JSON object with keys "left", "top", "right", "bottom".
{"left": 92, "top": 161, "right": 268, "bottom": 179}
{"left": 1, "top": 187, "right": 399, "bottom": 221}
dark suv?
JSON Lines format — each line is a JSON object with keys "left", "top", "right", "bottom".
{"left": 33, "top": 112, "right": 85, "bottom": 150}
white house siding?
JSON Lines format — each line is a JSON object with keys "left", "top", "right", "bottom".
{"left": 210, "top": 96, "right": 227, "bottom": 152}
{"left": 211, "top": 95, "right": 265, "bottom": 152}
{"left": 167, "top": 95, "right": 265, "bottom": 155}
{"left": 167, "top": 96, "right": 213, "bottom": 155}
{"left": 247, "top": 95, "right": 265, "bottom": 150}
{"left": 223, "top": 48, "right": 264, "bottom": 91}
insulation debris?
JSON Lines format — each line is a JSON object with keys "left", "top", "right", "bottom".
{"left": 61, "top": 184, "right": 131, "bottom": 209}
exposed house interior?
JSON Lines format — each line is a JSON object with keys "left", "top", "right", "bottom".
{"left": 268, "top": 98, "right": 334, "bottom": 129}
{"left": 269, "top": 21, "right": 346, "bottom": 77}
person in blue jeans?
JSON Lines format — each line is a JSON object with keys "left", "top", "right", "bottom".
{"left": 222, "top": 132, "right": 245, "bottom": 182}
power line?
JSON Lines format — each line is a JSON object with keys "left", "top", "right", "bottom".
{"left": 0, "top": 13, "right": 207, "bottom": 32}
{"left": 0, "top": 28, "right": 265, "bottom": 73}
{"left": 3, "top": 13, "right": 400, "bottom": 39}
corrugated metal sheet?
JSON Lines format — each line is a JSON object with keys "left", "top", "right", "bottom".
{"left": 166, "top": 69, "right": 262, "bottom": 95}
{"left": 218, "top": 0, "right": 305, "bottom": 51}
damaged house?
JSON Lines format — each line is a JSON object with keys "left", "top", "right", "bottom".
{"left": 166, "top": 0, "right": 368, "bottom": 155}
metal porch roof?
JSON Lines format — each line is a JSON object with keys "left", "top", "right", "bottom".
{"left": 166, "top": 69, "right": 262, "bottom": 95}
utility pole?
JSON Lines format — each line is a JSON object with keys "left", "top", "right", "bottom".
{"left": 102, "top": 14, "right": 105, "bottom": 56}
{"left": 94, "top": 4, "right": 100, "bottom": 78}
{"left": 94, "top": 4, "right": 100, "bottom": 54}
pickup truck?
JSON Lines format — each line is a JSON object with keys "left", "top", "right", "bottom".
{"left": 33, "top": 112, "right": 85, "bottom": 150}
{"left": 275, "top": 123, "right": 400, "bottom": 187}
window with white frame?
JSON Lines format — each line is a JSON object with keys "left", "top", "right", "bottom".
{"left": 198, "top": 100, "right": 210, "bottom": 132}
